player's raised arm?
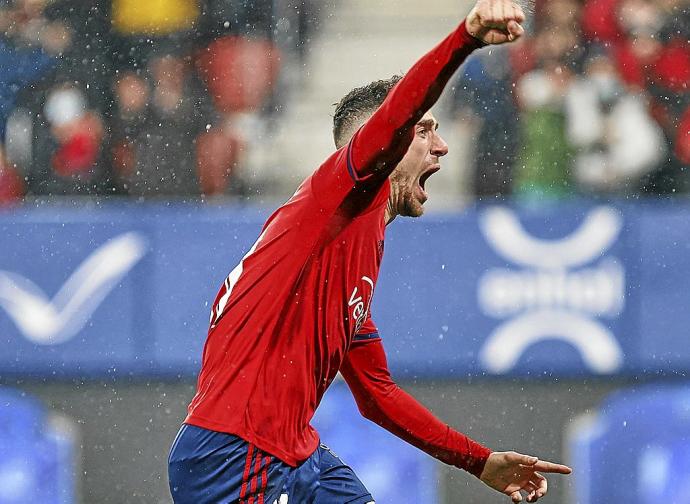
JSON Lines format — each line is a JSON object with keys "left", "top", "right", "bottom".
{"left": 347, "top": 0, "right": 525, "bottom": 181}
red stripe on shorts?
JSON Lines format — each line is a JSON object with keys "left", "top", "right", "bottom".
{"left": 258, "top": 455, "right": 271, "bottom": 504}
{"left": 248, "top": 447, "right": 263, "bottom": 504}
{"left": 239, "top": 443, "right": 255, "bottom": 501}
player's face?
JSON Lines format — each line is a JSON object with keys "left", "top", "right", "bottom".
{"left": 388, "top": 111, "right": 448, "bottom": 217}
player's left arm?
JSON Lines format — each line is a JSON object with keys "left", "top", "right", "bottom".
{"left": 341, "top": 338, "right": 571, "bottom": 503}
{"left": 341, "top": 337, "right": 490, "bottom": 476}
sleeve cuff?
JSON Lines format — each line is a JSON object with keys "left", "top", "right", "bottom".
{"left": 447, "top": 426, "right": 493, "bottom": 477}
{"left": 463, "top": 444, "right": 493, "bottom": 478}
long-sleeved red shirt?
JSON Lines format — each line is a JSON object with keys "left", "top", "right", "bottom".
{"left": 186, "top": 19, "right": 490, "bottom": 475}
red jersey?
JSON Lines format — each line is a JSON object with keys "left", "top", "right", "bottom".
{"left": 186, "top": 20, "right": 487, "bottom": 469}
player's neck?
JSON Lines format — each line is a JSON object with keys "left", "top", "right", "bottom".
{"left": 385, "top": 200, "right": 397, "bottom": 225}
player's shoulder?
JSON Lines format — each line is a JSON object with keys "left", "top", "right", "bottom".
{"left": 308, "top": 144, "right": 360, "bottom": 205}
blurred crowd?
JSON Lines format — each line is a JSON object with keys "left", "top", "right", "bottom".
{"left": 452, "top": 0, "right": 690, "bottom": 199}
{"left": 0, "top": 0, "right": 318, "bottom": 204}
{"left": 0, "top": 0, "right": 688, "bottom": 206}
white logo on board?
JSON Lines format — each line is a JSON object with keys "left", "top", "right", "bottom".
{"left": 0, "top": 232, "right": 147, "bottom": 345}
{"left": 477, "top": 206, "right": 625, "bottom": 374}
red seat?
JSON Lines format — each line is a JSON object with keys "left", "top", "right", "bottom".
{"left": 196, "top": 36, "right": 281, "bottom": 113}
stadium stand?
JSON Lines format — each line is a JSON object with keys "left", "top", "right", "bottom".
{"left": 568, "top": 385, "right": 690, "bottom": 503}
{"left": 0, "top": 0, "right": 318, "bottom": 200}
{"left": 452, "top": 0, "right": 689, "bottom": 199}
{"left": 1, "top": 0, "right": 685, "bottom": 202}
{"left": 0, "top": 387, "right": 78, "bottom": 504}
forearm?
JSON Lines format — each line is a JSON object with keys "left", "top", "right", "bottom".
{"left": 350, "top": 21, "right": 484, "bottom": 178}
{"left": 354, "top": 378, "right": 491, "bottom": 476}
{"left": 341, "top": 341, "right": 491, "bottom": 477}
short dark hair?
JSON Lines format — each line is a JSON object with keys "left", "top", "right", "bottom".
{"left": 332, "top": 75, "right": 402, "bottom": 148}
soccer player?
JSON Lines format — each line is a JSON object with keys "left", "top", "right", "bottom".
{"left": 168, "top": 0, "right": 572, "bottom": 502}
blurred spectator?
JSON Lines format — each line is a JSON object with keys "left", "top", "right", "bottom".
{"left": 513, "top": 26, "right": 579, "bottom": 200}
{"left": 609, "top": 0, "right": 666, "bottom": 88}
{"left": 195, "top": 115, "right": 245, "bottom": 196}
{"left": 452, "top": 0, "right": 589, "bottom": 200}
{"left": 640, "top": 0, "right": 690, "bottom": 193}
{"left": 0, "top": 0, "right": 72, "bottom": 54}
{"left": 0, "top": 0, "right": 66, "bottom": 139}
{"left": 45, "top": 86, "right": 103, "bottom": 177}
{"left": 195, "top": 36, "right": 280, "bottom": 115}
{"left": 43, "top": 1, "right": 113, "bottom": 108}
{"left": 23, "top": 83, "right": 108, "bottom": 195}
{"left": 580, "top": 0, "right": 690, "bottom": 193}
{"left": 0, "top": 0, "right": 323, "bottom": 202}
{"left": 451, "top": 47, "right": 519, "bottom": 198}
{"left": 515, "top": 62, "right": 575, "bottom": 200}
{"left": 0, "top": 145, "right": 24, "bottom": 206}
{"left": 581, "top": 0, "right": 626, "bottom": 42}
{"left": 453, "top": 0, "right": 687, "bottom": 200}
{"left": 111, "top": 52, "right": 210, "bottom": 197}
{"left": 547, "top": 0, "right": 582, "bottom": 30}
{"left": 193, "top": 0, "right": 282, "bottom": 197}
{"left": 565, "top": 50, "right": 666, "bottom": 193}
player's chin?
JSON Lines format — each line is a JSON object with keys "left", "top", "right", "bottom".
{"left": 401, "top": 197, "right": 425, "bottom": 218}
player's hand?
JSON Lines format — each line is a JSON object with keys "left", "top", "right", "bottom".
{"left": 466, "top": 0, "right": 526, "bottom": 45}
{"left": 479, "top": 451, "right": 572, "bottom": 502}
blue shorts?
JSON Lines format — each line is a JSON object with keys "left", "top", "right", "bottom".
{"left": 168, "top": 424, "right": 374, "bottom": 504}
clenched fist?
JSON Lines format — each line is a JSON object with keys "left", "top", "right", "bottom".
{"left": 466, "top": 0, "right": 526, "bottom": 44}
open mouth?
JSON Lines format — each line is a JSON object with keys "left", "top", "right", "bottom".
{"left": 416, "top": 164, "right": 441, "bottom": 200}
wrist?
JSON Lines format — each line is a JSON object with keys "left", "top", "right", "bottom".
{"left": 463, "top": 444, "right": 493, "bottom": 478}
{"left": 460, "top": 18, "right": 487, "bottom": 48}
{"left": 446, "top": 427, "right": 493, "bottom": 477}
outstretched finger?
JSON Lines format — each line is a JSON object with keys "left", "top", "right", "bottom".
{"left": 511, "top": 490, "right": 523, "bottom": 502}
{"left": 508, "top": 452, "right": 539, "bottom": 466}
{"left": 533, "top": 460, "right": 572, "bottom": 474}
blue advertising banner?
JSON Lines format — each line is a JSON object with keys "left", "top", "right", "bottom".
{"left": 0, "top": 201, "right": 688, "bottom": 379}
{"left": 377, "top": 203, "right": 631, "bottom": 377}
